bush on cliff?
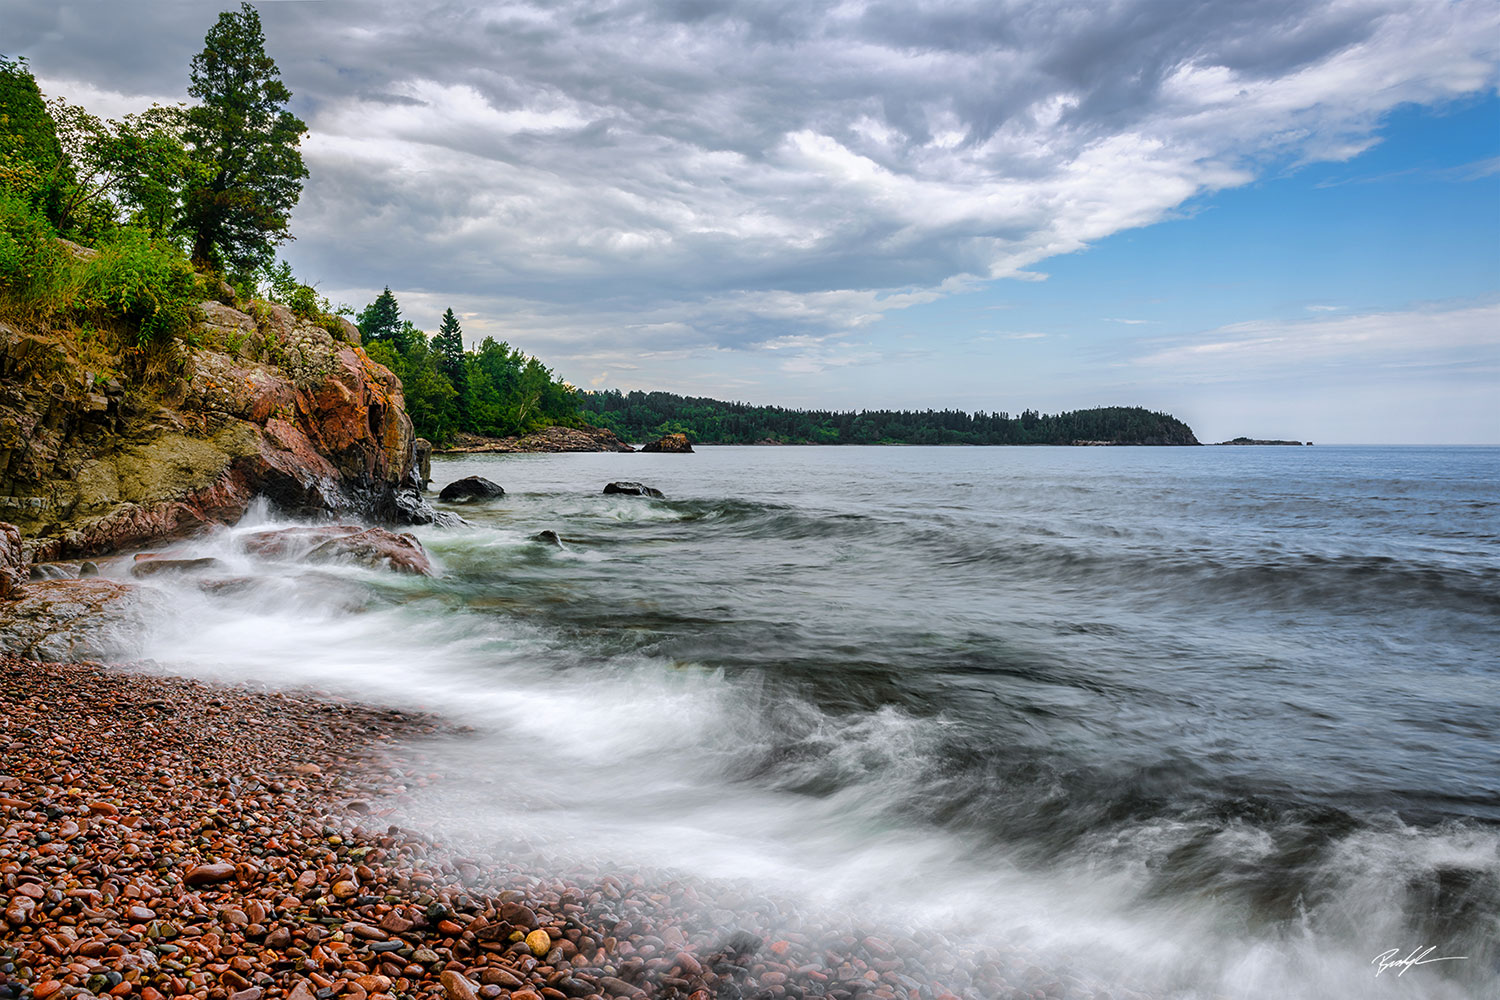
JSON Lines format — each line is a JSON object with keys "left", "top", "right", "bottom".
{"left": 0, "top": 191, "right": 201, "bottom": 344}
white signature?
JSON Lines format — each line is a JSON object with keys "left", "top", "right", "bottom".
{"left": 1371, "top": 946, "right": 1468, "bottom": 977}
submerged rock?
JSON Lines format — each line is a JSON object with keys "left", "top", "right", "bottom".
{"left": 638, "top": 433, "right": 694, "bottom": 453}
{"left": 603, "top": 481, "right": 664, "bottom": 498}
{"left": 439, "top": 476, "right": 506, "bottom": 502}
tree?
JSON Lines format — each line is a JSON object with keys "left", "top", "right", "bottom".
{"left": 357, "top": 286, "right": 400, "bottom": 343}
{"left": 180, "top": 3, "right": 307, "bottom": 273}
{"left": 0, "top": 57, "right": 68, "bottom": 220}
{"left": 432, "top": 307, "right": 465, "bottom": 384}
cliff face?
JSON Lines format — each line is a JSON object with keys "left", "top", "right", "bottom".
{"left": 0, "top": 300, "right": 437, "bottom": 561}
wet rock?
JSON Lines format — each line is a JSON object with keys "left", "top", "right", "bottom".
{"left": 0, "top": 522, "right": 26, "bottom": 598}
{"left": 638, "top": 433, "right": 694, "bottom": 454}
{"left": 413, "top": 438, "right": 432, "bottom": 487}
{"left": 525, "top": 928, "right": 553, "bottom": 957}
{"left": 534, "top": 530, "right": 562, "bottom": 546}
{"left": 603, "top": 482, "right": 664, "bottom": 498}
{"left": 184, "top": 862, "right": 237, "bottom": 886}
{"left": 305, "top": 528, "right": 433, "bottom": 576}
{"left": 243, "top": 525, "right": 434, "bottom": 576}
{"left": 438, "top": 476, "right": 505, "bottom": 502}
{"left": 29, "top": 563, "right": 69, "bottom": 580}
{"left": 78, "top": 560, "right": 99, "bottom": 577}
{"left": 0, "top": 579, "right": 168, "bottom": 662}
{"left": 440, "top": 970, "right": 478, "bottom": 1000}
{"left": 130, "top": 556, "right": 226, "bottom": 578}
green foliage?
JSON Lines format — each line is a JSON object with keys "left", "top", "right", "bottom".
{"left": 0, "top": 57, "right": 69, "bottom": 225}
{"left": 355, "top": 289, "right": 577, "bottom": 444}
{"left": 0, "top": 186, "right": 72, "bottom": 309}
{"left": 181, "top": 3, "right": 308, "bottom": 271}
{"left": 432, "top": 307, "right": 465, "bottom": 385}
{"left": 260, "top": 258, "right": 329, "bottom": 320}
{"left": 357, "top": 286, "right": 400, "bottom": 343}
{"left": 0, "top": 187, "right": 199, "bottom": 349}
{"left": 81, "top": 228, "right": 201, "bottom": 346}
{"left": 578, "top": 392, "right": 1200, "bottom": 446}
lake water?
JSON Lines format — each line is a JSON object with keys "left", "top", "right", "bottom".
{"left": 133, "top": 445, "right": 1500, "bottom": 999}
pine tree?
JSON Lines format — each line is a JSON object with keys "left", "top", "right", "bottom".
{"left": 432, "top": 308, "right": 465, "bottom": 384}
{"left": 180, "top": 2, "right": 308, "bottom": 273}
{"left": 357, "top": 287, "right": 400, "bottom": 343}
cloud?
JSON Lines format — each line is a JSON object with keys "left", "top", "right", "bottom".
{"left": 1131, "top": 301, "right": 1500, "bottom": 382}
{"left": 13, "top": 0, "right": 1500, "bottom": 354}
{"left": 1104, "top": 318, "right": 1152, "bottom": 325}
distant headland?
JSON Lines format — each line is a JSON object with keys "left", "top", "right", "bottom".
{"left": 577, "top": 390, "right": 1201, "bottom": 446}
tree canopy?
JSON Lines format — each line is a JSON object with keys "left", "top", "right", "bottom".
{"left": 180, "top": 2, "right": 307, "bottom": 274}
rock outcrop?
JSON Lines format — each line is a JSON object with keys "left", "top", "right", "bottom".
{"left": 0, "top": 578, "right": 169, "bottom": 662}
{"left": 638, "top": 433, "right": 694, "bottom": 453}
{"left": 0, "top": 301, "right": 440, "bottom": 561}
{"left": 441, "top": 424, "right": 634, "bottom": 453}
{"left": 603, "top": 481, "right": 664, "bottom": 498}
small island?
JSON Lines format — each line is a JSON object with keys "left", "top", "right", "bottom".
{"left": 1215, "top": 437, "right": 1312, "bottom": 446}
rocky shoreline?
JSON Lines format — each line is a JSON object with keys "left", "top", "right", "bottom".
{"left": 437, "top": 428, "right": 633, "bottom": 455}
{"left": 0, "top": 654, "right": 1126, "bottom": 1000}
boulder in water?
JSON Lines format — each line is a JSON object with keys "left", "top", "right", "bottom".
{"left": 304, "top": 527, "right": 434, "bottom": 576}
{"left": 603, "top": 481, "right": 664, "bottom": 498}
{"left": 438, "top": 476, "right": 505, "bottom": 502}
{"left": 534, "top": 530, "right": 562, "bottom": 546}
{"left": 638, "top": 433, "right": 693, "bottom": 453}
{"left": 241, "top": 525, "right": 434, "bottom": 576}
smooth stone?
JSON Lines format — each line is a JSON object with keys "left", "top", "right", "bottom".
{"left": 439, "top": 971, "right": 478, "bottom": 1000}
{"left": 525, "top": 928, "right": 552, "bottom": 957}
{"left": 78, "top": 561, "right": 99, "bottom": 577}
{"left": 183, "top": 862, "right": 236, "bottom": 885}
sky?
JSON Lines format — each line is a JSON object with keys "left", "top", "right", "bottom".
{"left": 5, "top": 0, "right": 1499, "bottom": 443}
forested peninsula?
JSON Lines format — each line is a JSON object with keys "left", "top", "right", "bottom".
{"left": 577, "top": 391, "right": 1200, "bottom": 446}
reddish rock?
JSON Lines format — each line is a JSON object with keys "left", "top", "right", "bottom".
{"left": 305, "top": 527, "right": 433, "bottom": 575}
{"left": 184, "top": 862, "right": 237, "bottom": 886}
{"left": 440, "top": 970, "right": 478, "bottom": 1000}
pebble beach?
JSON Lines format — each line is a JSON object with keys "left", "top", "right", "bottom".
{"left": 0, "top": 656, "right": 1079, "bottom": 1000}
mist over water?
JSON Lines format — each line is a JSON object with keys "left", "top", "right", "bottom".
{"left": 121, "top": 446, "right": 1499, "bottom": 999}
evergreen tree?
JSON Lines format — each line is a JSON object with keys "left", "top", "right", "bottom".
{"left": 180, "top": 2, "right": 308, "bottom": 273}
{"left": 357, "top": 286, "right": 400, "bottom": 343}
{"left": 432, "top": 307, "right": 465, "bottom": 383}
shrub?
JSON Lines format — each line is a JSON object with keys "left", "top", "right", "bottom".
{"left": 81, "top": 228, "right": 201, "bottom": 346}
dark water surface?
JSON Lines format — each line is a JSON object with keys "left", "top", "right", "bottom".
{"left": 137, "top": 445, "right": 1500, "bottom": 998}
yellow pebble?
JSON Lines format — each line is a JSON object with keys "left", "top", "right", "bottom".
{"left": 525, "top": 928, "right": 552, "bottom": 957}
